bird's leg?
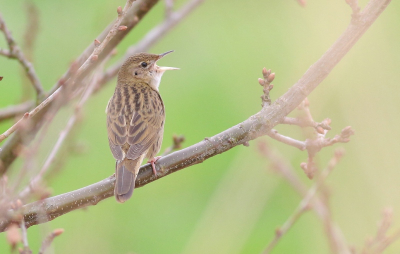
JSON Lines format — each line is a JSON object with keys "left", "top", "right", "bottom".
{"left": 148, "top": 156, "right": 162, "bottom": 177}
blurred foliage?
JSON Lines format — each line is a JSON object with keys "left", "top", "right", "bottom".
{"left": 0, "top": 0, "right": 400, "bottom": 253}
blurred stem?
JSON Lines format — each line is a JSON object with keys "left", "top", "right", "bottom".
{"left": 0, "top": 0, "right": 392, "bottom": 232}
{"left": 20, "top": 1, "right": 40, "bottom": 102}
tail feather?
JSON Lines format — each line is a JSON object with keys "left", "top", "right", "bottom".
{"left": 114, "top": 158, "right": 141, "bottom": 203}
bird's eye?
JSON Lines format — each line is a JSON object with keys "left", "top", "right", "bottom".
{"left": 141, "top": 62, "right": 148, "bottom": 68}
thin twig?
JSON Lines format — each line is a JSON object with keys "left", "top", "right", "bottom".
{"left": 301, "top": 126, "right": 354, "bottom": 179}
{"left": 38, "top": 228, "right": 64, "bottom": 254}
{"left": 282, "top": 116, "right": 315, "bottom": 128}
{"left": 267, "top": 129, "right": 306, "bottom": 150}
{"left": 0, "top": 93, "right": 52, "bottom": 143}
{"left": 20, "top": 2, "right": 40, "bottom": 102}
{"left": 161, "top": 135, "right": 185, "bottom": 156}
{"left": 0, "top": 12, "right": 44, "bottom": 98}
{"left": 19, "top": 218, "right": 31, "bottom": 254}
{"left": 282, "top": 116, "right": 332, "bottom": 134}
{"left": 263, "top": 198, "right": 311, "bottom": 253}
{"left": 282, "top": 99, "right": 331, "bottom": 133}
{"left": 22, "top": 3, "right": 39, "bottom": 56}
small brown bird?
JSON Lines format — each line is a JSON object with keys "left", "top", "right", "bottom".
{"left": 106, "top": 51, "right": 178, "bottom": 203}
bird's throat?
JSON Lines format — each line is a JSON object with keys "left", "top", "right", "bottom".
{"left": 149, "top": 71, "right": 165, "bottom": 91}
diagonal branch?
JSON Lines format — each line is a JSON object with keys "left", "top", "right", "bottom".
{"left": 0, "top": 0, "right": 391, "bottom": 232}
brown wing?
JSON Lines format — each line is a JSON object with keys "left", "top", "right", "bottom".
{"left": 106, "top": 87, "right": 127, "bottom": 161}
{"left": 106, "top": 83, "right": 165, "bottom": 161}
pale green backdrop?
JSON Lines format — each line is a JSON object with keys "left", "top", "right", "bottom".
{"left": 0, "top": 0, "right": 400, "bottom": 253}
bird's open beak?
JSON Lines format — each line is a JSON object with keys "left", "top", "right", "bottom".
{"left": 158, "top": 66, "right": 179, "bottom": 71}
{"left": 157, "top": 50, "right": 179, "bottom": 71}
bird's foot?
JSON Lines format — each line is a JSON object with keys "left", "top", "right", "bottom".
{"left": 148, "top": 156, "right": 162, "bottom": 177}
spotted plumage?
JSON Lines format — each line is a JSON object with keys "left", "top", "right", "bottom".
{"left": 106, "top": 51, "right": 177, "bottom": 203}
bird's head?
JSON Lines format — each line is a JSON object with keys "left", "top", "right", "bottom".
{"left": 117, "top": 51, "right": 178, "bottom": 90}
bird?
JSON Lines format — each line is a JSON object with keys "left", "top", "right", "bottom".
{"left": 106, "top": 51, "right": 178, "bottom": 203}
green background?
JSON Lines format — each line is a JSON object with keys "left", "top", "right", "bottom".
{"left": 1, "top": 0, "right": 400, "bottom": 253}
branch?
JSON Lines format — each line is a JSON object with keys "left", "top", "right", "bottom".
{"left": 38, "top": 228, "right": 64, "bottom": 254}
{"left": 0, "top": 12, "right": 44, "bottom": 98}
{"left": 0, "top": 0, "right": 391, "bottom": 232}
{"left": 267, "top": 129, "right": 306, "bottom": 150}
